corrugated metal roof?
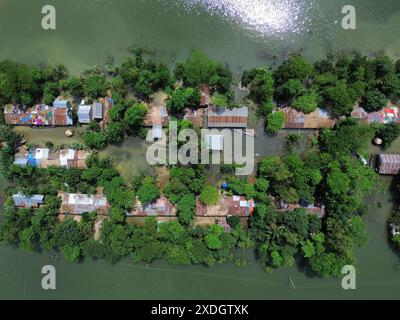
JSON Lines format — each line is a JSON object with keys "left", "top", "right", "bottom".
{"left": 92, "top": 102, "right": 103, "bottom": 119}
{"left": 128, "top": 196, "right": 177, "bottom": 217}
{"left": 58, "top": 189, "right": 109, "bottom": 215}
{"left": 379, "top": 154, "right": 400, "bottom": 175}
{"left": 207, "top": 107, "right": 248, "bottom": 128}
{"left": 53, "top": 100, "right": 68, "bottom": 109}
{"left": 4, "top": 105, "right": 72, "bottom": 126}
{"left": 13, "top": 157, "right": 28, "bottom": 166}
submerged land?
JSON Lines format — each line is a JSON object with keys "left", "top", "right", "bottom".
{"left": 0, "top": 48, "right": 400, "bottom": 282}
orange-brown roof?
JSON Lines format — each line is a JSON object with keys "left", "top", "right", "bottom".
{"left": 283, "top": 107, "right": 335, "bottom": 129}
{"left": 144, "top": 105, "right": 169, "bottom": 127}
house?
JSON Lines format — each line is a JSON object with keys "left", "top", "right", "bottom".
{"left": 144, "top": 105, "right": 169, "bottom": 127}
{"left": 350, "top": 101, "right": 400, "bottom": 125}
{"left": 351, "top": 106, "right": 369, "bottom": 123}
{"left": 12, "top": 193, "right": 44, "bottom": 208}
{"left": 184, "top": 108, "right": 204, "bottom": 127}
{"left": 58, "top": 149, "right": 88, "bottom": 169}
{"left": 200, "top": 85, "right": 211, "bottom": 107}
{"left": 78, "top": 104, "right": 92, "bottom": 124}
{"left": 4, "top": 104, "right": 73, "bottom": 126}
{"left": 92, "top": 102, "right": 104, "bottom": 120}
{"left": 13, "top": 147, "right": 89, "bottom": 169}
{"left": 207, "top": 106, "right": 248, "bottom": 128}
{"left": 144, "top": 105, "right": 169, "bottom": 139}
{"left": 274, "top": 198, "right": 326, "bottom": 218}
{"left": 100, "top": 97, "right": 114, "bottom": 129}
{"left": 195, "top": 194, "right": 255, "bottom": 217}
{"left": 205, "top": 134, "right": 224, "bottom": 151}
{"left": 53, "top": 99, "right": 69, "bottom": 109}
{"left": 378, "top": 154, "right": 400, "bottom": 175}
{"left": 58, "top": 188, "right": 109, "bottom": 215}
{"left": 128, "top": 196, "right": 177, "bottom": 217}
{"left": 283, "top": 107, "right": 335, "bottom": 129}
{"left": 13, "top": 157, "right": 28, "bottom": 167}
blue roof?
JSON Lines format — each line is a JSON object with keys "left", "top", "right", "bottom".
{"left": 53, "top": 100, "right": 68, "bottom": 108}
{"left": 13, "top": 157, "right": 28, "bottom": 166}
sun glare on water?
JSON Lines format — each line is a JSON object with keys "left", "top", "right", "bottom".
{"left": 165, "top": 0, "right": 314, "bottom": 36}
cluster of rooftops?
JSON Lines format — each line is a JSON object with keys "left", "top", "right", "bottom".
{"left": 6, "top": 87, "right": 400, "bottom": 230}
{"left": 13, "top": 146, "right": 89, "bottom": 169}
{"left": 4, "top": 97, "right": 113, "bottom": 127}
{"left": 4, "top": 99, "right": 73, "bottom": 126}
{"left": 11, "top": 188, "right": 325, "bottom": 232}
{"left": 4, "top": 87, "right": 400, "bottom": 132}
{"left": 283, "top": 101, "right": 400, "bottom": 129}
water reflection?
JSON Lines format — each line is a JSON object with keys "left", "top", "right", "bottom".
{"left": 164, "top": 0, "right": 316, "bottom": 36}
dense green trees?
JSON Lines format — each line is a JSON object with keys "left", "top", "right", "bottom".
{"left": 1, "top": 50, "right": 399, "bottom": 278}
{"left": 265, "top": 111, "right": 285, "bottom": 133}
{"left": 166, "top": 87, "right": 200, "bottom": 114}
{"left": 83, "top": 123, "right": 108, "bottom": 150}
{"left": 60, "top": 76, "right": 84, "bottom": 97}
{"left": 242, "top": 68, "right": 274, "bottom": 105}
{"left": 362, "top": 88, "right": 388, "bottom": 112}
{"left": 292, "top": 91, "right": 318, "bottom": 114}
{"left": 175, "top": 49, "right": 233, "bottom": 95}
{"left": 83, "top": 75, "right": 108, "bottom": 99}
{"left": 252, "top": 117, "right": 376, "bottom": 277}
{"left": 124, "top": 103, "right": 148, "bottom": 135}
{"left": 137, "top": 176, "right": 160, "bottom": 206}
{"left": 117, "top": 52, "right": 174, "bottom": 99}
{"left": 0, "top": 60, "right": 69, "bottom": 105}
{"left": 200, "top": 185, "right": 219, "bottom": 205}
{"left": 374, "top": 123, "right": 400, "bottom": 148}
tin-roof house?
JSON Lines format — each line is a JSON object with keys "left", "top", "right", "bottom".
{"left": 53, "top": 99, "right": 69, "bottom": 109}
{"left": 144, "top": 105, "right": 169, "bottom": 140}
{"left": 184, "top": 108, "right": 204, "bottom": 127}
{"left": 128, "top": 196, "right": 177, "bottom": 217}
{"left": 144, "top": 105, "right": 169, "bottom": 127}
{"left": 13, "top": 147, "right": 89, "bottom": 169}
{"left": 78, "top": 104, "right": 92, "bottom": 124}
{"left": 100, "top": 97, "right": 114, "bottom": 129}
{"left": 275, "top": 198, "right": 326, "bottom": 218}
{"left": 4, "top": 103, "right": 73, "bottom": 126}
{"left": 24, "top": 148, "right": 50, "bottom": 167}
{"left": 58, "top": 148, "right": 88, "bottom": 169}
{"left": 12, "top": 193, "right": 44, "bottom": 208}
{"left": 207, "top": 106, "right": 248, "bottom": 128}
{"left": 196, "top": 194, "right": 255, "bottom": 217}
{"left": 378, "top": 154, "right": 400, "bottom": 175}
{"left": 58, "top": 188, "right": 109, "bottom": 215}
{"left": 92, "top": 102, "right": 103, "bottom": 120}
{"left": 283, "top": 107, "right": 335, "bottom": 129}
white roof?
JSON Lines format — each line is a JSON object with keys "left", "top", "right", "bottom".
{"left": 240, "top": 201, "right": 249, "bottom": 207}
{"left": 60, "top": 149, "right": 75, "bottom": 166}
{"left": 34, "top": 148, "right": 50, "bottom": 160}
{"left": 206, "top": 134, "right": 224, "bottom": 151}
{"left": 78, "top": 105, "right": 92, "bottom": 113}
{"left": 68, "top": 194, "right": 94, "bottom": 206}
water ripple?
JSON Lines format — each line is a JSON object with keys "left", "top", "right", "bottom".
{"left": 161, "top": 0, "right": 317, "bottom": 37}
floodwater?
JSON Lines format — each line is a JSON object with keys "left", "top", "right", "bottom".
{"left": 1, "top": 0, "right": 400, "bottom": 299}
